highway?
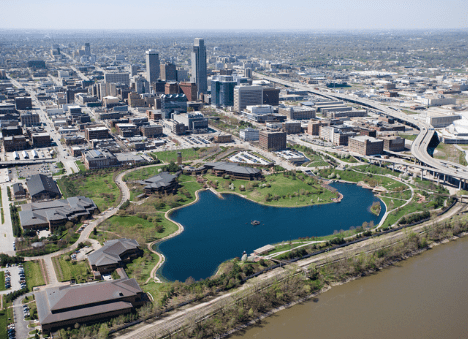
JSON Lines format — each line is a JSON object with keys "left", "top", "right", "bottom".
{"left": 254, "top": 72, "right": 468, "bottom": 186}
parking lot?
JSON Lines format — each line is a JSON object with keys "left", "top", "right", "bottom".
{"left": 14, "top": 163, "right": 59, "bottom": 179}
{"left": 0, "top": 266, "right": 24, "bottom": 294}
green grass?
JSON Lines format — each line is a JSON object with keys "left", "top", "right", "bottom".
{"left": 125, "top": 248, "right": 159, "bottom": 285}
{"left": 0, "top": 272, "right": 4, "bottom": 291}
{"left": 75, "top": 160, "right": 86, "bottom": 172}
{"left": 57, "top": 171, "right": 120, "bottom": 211}
{"left": 400, "top": 134, "right": 418, "bottom": 141}
{"left": 0, "top": 307, "right": 9, "bottom": 339}
{"left": 205, "top": 173, "right": 337, "bottom": 207}
{"left": 24, "top": 261, "right": 45, "bottom": 291}
{"left": 53, "top": 254, "right": 92, "bottom": 283}
{"left": 124, "top": 165, "right": 165, "bottom": 182}
{"left": 152, "top": 148, "right": 203, "bottom": 163}
{"left": 141, "top": 281, "right": 173, "bottom": 305}
{"left": 101, "top": 215, "right": 179, "bottom": 244}
{"left": 303, "top": 153, "right": 328, "bottom": 167}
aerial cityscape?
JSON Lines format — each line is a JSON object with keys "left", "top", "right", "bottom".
{"left": 0, "top": 1, "right": 468, "bottom": 339}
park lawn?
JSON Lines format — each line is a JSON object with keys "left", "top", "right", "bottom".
{"left": 0, "top": 272, "right": 4, "bottom": 291}
{"left": 152, "top": 148, "right": 203, "bottom": 163}
{"left": 380, "top": 189, "right": 412, "bottom": 200}
{"left": 24, "top": 261, "right": 45, "bottom": 291}
{"left": 101, "top": 214, "right": 178, "bottom": 244}
{"left": 124, "top": 165, "right": 165, "bottom": 182}
{"left": 57, "top": 171, "right": 120, "bottom": 211}
{"left": 54, "top": 254, "right": 92, "bottom": 283}
{"left": 205, "top": 173, "right": 338, "bottom": 207}
{"left": 303, "top": 154, "right": 328, "bottom": 167}
{"left": 75, "top": 160, "right": 86, "bottom": 172}
{"left": 125, "top": 248, "right": 159, "bottom": 285}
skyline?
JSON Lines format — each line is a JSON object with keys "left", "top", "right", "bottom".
{"left": 1, "top": 0, "right": 467, "bottom": 31}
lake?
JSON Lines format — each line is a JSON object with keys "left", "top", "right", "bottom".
{"left": 156, "top": 182, "right": 385, "bottom": 282}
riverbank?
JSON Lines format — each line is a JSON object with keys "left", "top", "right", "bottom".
{"left": 231, "top": 231, "right": 468, "bottom": 339}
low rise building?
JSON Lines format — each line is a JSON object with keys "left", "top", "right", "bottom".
{"left": 19, "top": 196, "right": 97, "bottom": 231}
{"left": 279, "top": 106, "right": 316, "bottom": 120}
{"left": 349, "top": 136, "right": 384, "bottom": 156}
{"left": 26, "top": 174, "right": 61, "bottom": 202}
{"left": 380, "top": 136, "right": 405, "bottom": 152}
{"left": 85, "top": 126, "right": 110, "bottom": 141}
{"left": 240, "top": 128, "right": 260, "bottom": 141}
{"left": 82, "top": 149, "right": 119, "bottom": 170}
{"left": 259, "top": 131, "right": 286, "bottom": 151}
{"left": 138, "top": 172, "right": 178, "bottom": 194}
{"left": 213, "top": 133, "right": 232, "bottom": 143}
{"left": 140, "top": 124, "right": 163, "bottom": 138}
{"left": 35, "top": 278, "right": 144, "bottom": 333}
{"left": 20, "top": 112, "right": 40, "bottom": 127}
{"left": 173, "top": 112, "right": 208, "bottom": 133}
{"left": 3, "top": 135, "right": 27, "bottom": 152}
{"left": 88, "top": 239, "right": 142, "bottom": 274}
{"left": 31, "top": 133, "right": 51, "bottom": 147}
{"left": 283, "top": 121, "right": 302, "bottom": 134}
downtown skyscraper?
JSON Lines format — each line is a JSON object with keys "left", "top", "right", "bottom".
{"left": 146, "top": 49, "right": 160, "bottom": 84}
{"left": 191, "top": 38, "right": 207, "bottom": 97}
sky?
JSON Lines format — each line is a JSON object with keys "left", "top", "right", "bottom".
{"left": 1, "top": 0, "right": 467, "bottom": 30}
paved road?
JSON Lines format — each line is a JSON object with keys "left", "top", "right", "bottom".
{"left": 0, "top": 184, "right": 15, "bottom": 255}
{"left": 13, "top": 292, "right": 35, "bottom": 339}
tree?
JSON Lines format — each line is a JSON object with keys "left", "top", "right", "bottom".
{"left": 98, "top": 323, "right": 109, "bottom": 339}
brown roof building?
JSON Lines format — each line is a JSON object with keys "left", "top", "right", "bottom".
{"left": 36, "top": 278, "right": 145, "bottom": 333}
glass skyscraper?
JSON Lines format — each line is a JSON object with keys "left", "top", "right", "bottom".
{"left": 191, "top": 38, "right": 207, "bottom": 97}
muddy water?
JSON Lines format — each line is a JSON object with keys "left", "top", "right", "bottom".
{"left": 233, "top": 237, "right": 468, "bottom": 339}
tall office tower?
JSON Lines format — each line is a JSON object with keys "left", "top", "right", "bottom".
{"left": 233, "top": 85, "right": 263, "bottom": 112}
{"left": 84, "top": 43, "right": 91, "bottom": 56}
{"left": 146, "top": 49, "right": 160, "bottom": 84}
{"left": 211, "top": 75, "right": 237, "bottom": 107}
{"left": 191, "top": 38, "right": 207, "bottom": 97}
{"left": 160, "top": 62, "right": 177, "bottom": 81}
{"left": 130, "top": 64, "right": 138, "bottom": 77}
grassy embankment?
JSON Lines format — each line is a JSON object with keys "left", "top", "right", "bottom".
{"left": 205, "top": 172, "right": 337, "bottom": 207}
{"left": 433, "top": 143, "right": 468, "bottom": 166}
{"left": 75, "top": 160, "right": 86, "bottom": 172}
{"left": 57, "top": 169, "right": 121, "bottom": 211}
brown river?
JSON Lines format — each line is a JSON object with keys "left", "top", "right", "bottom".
{"left": 232, "top": 236, "right": 468, "bottom": 339}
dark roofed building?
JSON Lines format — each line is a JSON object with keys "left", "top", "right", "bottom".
{"left": 36, "top": 278, "right": 145, "bottom": 333}
{"left": 138, "top": 172, "right": 178, "bottom": 194}
{"left": 204, "top": 162, "right": 262, "bottom": 180}
{"left": 87, "top": 239, "right": 142, "bottom": 274}
{"left": 26, "top": 174, "right": 61, "bottom": 202}
{"left": 19, "top": 196, "right": 98, "bottom": 231}
{"left": 12, "top": 183, "right": 26, "bottom": 199}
